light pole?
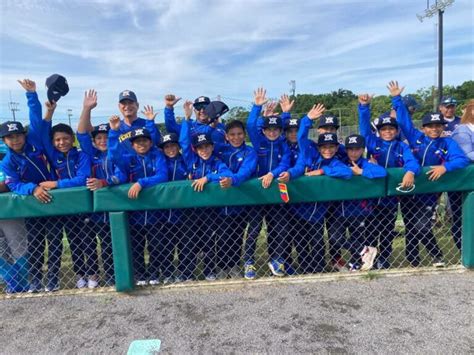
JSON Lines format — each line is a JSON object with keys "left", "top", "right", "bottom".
{"left": 289, "top": 80, "right": 296, "bottom": 97}
{"left": 67, "top": 109, "right": 73, "bottom": 127}
{"left": 416, "top": 0, "right": 455, "bottom": 106}
{"left": 8, "top": 90, "right": 19, "bottom": 121}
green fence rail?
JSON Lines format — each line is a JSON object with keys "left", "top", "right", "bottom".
{"left": 1, "top": 165, "right": 473, "bottom": 291}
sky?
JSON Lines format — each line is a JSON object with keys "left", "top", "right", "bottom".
{"left": 0, "top": 0, "right": 473, "bottom": 126}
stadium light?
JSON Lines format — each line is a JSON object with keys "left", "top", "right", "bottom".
{"left": 416, "top": 0, "right": 455, "bottom": 106}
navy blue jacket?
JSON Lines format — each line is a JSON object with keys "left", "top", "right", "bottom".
{"left": 1, "top": 92, "right": 53, "bottom": 195}
{"left": 164, "top": 107, "right": 225, "bottom": 145}
{"left": 247, "top": 105, "right": 291, "bottom": 178}
{"left": 116, "top": 118, "right": 161, "bottom": 154}
{"left": 162, "top": 154, "right": 189, "bottom": 224}
{"left": 442, "top": 116, "right": 461, "bottom": 137}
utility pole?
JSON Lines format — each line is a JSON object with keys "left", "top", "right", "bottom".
{"left": 67, "top": 109, "right": 73, "bottom": 127}
{"left": 289, "top": 80, "right": 296, "bottom": 97}
{"left": 8, "top": 91, "right": 19, "bottom": 121}
{"left": 416, "top": 0, "right": 455, "bottom": 106}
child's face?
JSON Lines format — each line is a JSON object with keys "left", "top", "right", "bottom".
{"left": 378, "top": 126, "right": 397, "bottom": 141}
{"left": 347, "top": 148, "right": 364, "bottom": 162}
{"left": 53, "top": 132, "right": 74, "bottom": 153}
{"left": 285, "top": 128, "right": 298, "bottom": 144}
{"left": 3, "top": 133, "right": 26, "bottom": 153}
{"left": 263, "top": 127, "right": 281, "bottom": 141}
{"left": 317, "top": 126, "right": 337, "bottom": 134}
{"left": 196, "top": 143, "right": 213, "bottom": 160}
{"left": 132, "top": 137, "right": 152, "bottom": 155}
{"left": 93, "top": 133, "right": 108, "bottom": 152}
{"left": 163, "top": 142, "right": 180, "bottom": 158}
{"left": 422, "top": 123, "right": 444, "bottom": 139}
{"left": 318, "top": 144, "right": 337, "bottom": 159}
{"left": 225, "top": 127, "right": 245, "bottom": 147}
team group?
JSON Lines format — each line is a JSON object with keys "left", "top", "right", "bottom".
{"left": 0, "top": 77, "right": 471, "bottom": 293}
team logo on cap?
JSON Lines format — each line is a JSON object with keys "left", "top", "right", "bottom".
{"left": 98, "top": 124, "right": 108, "bottom": 131}
{"left": 289, "top": 119, "right": 298, "bottom": 126}
{"left": 197, "top": 134, "right": 206, "bottom": 142}
{"left": 348, "top": 136, "right": 358, "bottom": 144}
{"left": 324, "top": 134, "right": 333, "bottom": 141}
{"left": 121, "top": 90, "right": 131, "bottom": 97}
{"left": 198, "top": 97, "right": 206, "bottom": 103}
{"left": 382, "top": 117, "right": 392, "bottom": 124}
{"left": 7, "top": 123, "right": 18, "bottom": 132}
{"left": 325, "top": 117, "right": 334, "bottom": 124}
{"left": 431, "top": 114, "right": 441, "bottom": 121}
{"left": 163, "top": 134, "right": 171, "bottom": 142}
{"left": 269, "top": 117, "right": 278, "bottom": 124}
{"left": 134, "top": 128, "right": 144, "bottom": 136}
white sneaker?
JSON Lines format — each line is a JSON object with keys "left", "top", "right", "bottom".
{"left": 135, "top": 280, "right": 148, "bottom": 286}
{"left": 149, "top": 279, "right": 160, "bottom": 285}
{"left": 76, "top": 277, "right": 87, "bottom": 289}
{"left": 87, "top": 278, "right": 99, "bottom": 289}
{"left": 360, "top": 246, "right": 377, "bottom": 271}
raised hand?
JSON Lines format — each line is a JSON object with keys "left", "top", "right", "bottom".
{"left": 307, "top": 103, "right": 326, "bottom": 120}
{"left": 358, "top": 94, "right": 373, "bottom": 105}
{"left": 17, "top": 79, "right": 36, "bottom": 92}
{"left": 387, "top": 80, "right": 405, "bottom": 97}
{"left": 254, "top": 87, "right": 268, "bottom": 106}
{"left": 142, "top": 105, "right": 157, "bottom": 120}
{"left": 263, "top": 101, "right": 278, "bottom": 117}
{"left": 164, "top": 94, "right": 182, "bottom": 108}
{"left": 109, "top": 115, "right": 121, "bottom": 130}
{"left": 279, "top": 94, "right": 295, "bottom": 113}
{"left": 45, "top": 100, "right": 57, "bottom": 112}
{"left": 83, "top": 89, "right": 97, "bottom": 110}
{"left": 183, "top": 100, "right": 194, "bottom": 119}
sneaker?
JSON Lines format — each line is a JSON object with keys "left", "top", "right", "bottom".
{"left": 76, "top": 277, "right": 87, "bottom": 289}
{"left": 162, "top": 277, "right": 174, "bottom": 285}
{"left": 360, "top": 246, "right": 378, "bottom": 271}
{"left": 28, "top": 280, "right": 43, "bottom": 293}
{"left": 331, "top": 257, "right": 349, "bottom": 272}
{"left": 135, "top": 280, "right": 148, "bottom": 286}
{"left": 433, "top": 258, "right": 445, "bottom": 268}
{"left": 149, "top": 279, "right": 160, "bottom": 285}
{"left": 205, "top": 273, "right": 217, "bottom": 281}
{"left": 349, "top": 263, "right": 361, "bottom": 272}
{"left": 87, "top": 277, "right": 99, "bottom": 289}
{"left": 268, "top": 259, "right": 285, "bottom": 277}
{"left": 244, "top": 262, "right": 256, "bottom": 280}
{"left": 45, "top": 284, "right": 59, "bottom": 292}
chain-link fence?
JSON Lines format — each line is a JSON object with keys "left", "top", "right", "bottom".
{"left": 1, "top": 187, "right": 467, "bottom": 295}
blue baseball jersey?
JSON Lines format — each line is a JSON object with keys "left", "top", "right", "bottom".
{"left": 116, "top": 118, "right": 161, "bottom": 154}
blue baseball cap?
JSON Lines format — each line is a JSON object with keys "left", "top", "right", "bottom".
{"left": 45, "top": 74, "right": 69, "bottom": 103}
{"left": 345, "top": 134, "right": 365, "bottom": 149}
{"left": 192, "top": 133, "right": 213, "bottom": 147}
{"left": 204, "top": 101, "right": 229, "bottom": 122}
{"left": 119, "top": 90, "right": 138, "bottom": 103}
{"left": 440, "top": 96, "right": 457, "bottom": 106}
{"left": 285, "top": 118, "right": 300, "bottom": 130}
{"left": 129, "top": 128, "right": 151, "bottom": 142}
{"left": 318, "top": 115, "right": 339, "bottom": 129}
{"left": 402, "top": 95, "right": 421, "bottom": 111}
{"left": 0, "top": 121, "right": 26, "bottom": 138}
{"left": 422, "top": 112, "right": 445, "bottom": 126}
{"left": 193, "top": 96, "right": 210, "bottom": 110}
{"left": 374, "top": 112, "right": 398, "bottom": 129}
{"left": 262, "top": 115, "right": 283, "bottom": 129}
{"left": 317, "top": 133, "right": 338, "bottom": 146}
{"left": 91, "top": 123, "right": 110, "bottom": 138}
{"left": 159, "top": 133, "right": 179, "bottom": 148}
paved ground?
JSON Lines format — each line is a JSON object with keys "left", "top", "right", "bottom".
{"left": 1, "top": 269, "right": 473, "bottom": 354}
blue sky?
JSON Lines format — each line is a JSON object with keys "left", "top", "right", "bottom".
{"left": 0, "top": 0, "right": 473, "bottom": 126}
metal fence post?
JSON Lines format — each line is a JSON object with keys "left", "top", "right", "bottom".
{"left": 462, "top": 191, "right": 474, "bottom": 268}
{"left": 109, "top": 212, "right": 134, "bottom": 291}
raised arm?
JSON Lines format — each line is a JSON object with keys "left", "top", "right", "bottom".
{"left": 141, "top": 104, "right": 161, "bottom": 144}
{"left": 178, "top": 114, "right": 195, "bottom": 172}
{"left": 163, "top": 94, "right": 183, "bottom": 135}
{"left": 247, "top": 88, "right": 268, "bottom": 148}
{"left": 17, "top": 79, "right": 43, "bottom": 147}
{"left": 77, "top": 90, "right": 97, "bottom": 134}
{"left": 298, "top": 103, "right": 325, "bottom": 155}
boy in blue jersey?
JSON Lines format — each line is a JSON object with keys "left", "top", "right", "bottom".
{"left": 178, "top": 111, "right": 232, "bottom": 281}
{"left": 108, "top": 115, "right": 168, "bottom": 285}
{"left": 246, "top": 88, "right": 291, "bottom": 277}
{"left": 358, "top": 92, "right": 421, "bottom": 269}
{"left": 335, "top": 134, "right": 385, "bottom": 271}
{"left": 2, "top": 79, "right": 58, "bottom": 292}
{"left": 156, "top": 132, "right": 189, "bottom": 284}
{"left": 211, "top": 103, "right": 257, "bottom": 279}
{"left": 286, "top": 121, "right": 353, "bottom": 273}
{"left": 164, "top": 94, "right": 225, "bottom": 145}
{"left": 76, "top": 89, "right": 119, "bottom": 286}
{"left": 389, "top": 81, "right": 469, "bottom": 267}
{"left": 39, "top": 98, "right": 98, "bottom": 290}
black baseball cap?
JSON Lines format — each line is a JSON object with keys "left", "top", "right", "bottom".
{"left": 262, "top": 115, "right": 282, "bottom": 129}
{"left": 45, "top": 74, "right": 69, "bottom": 103}
{"left": 119, "top": 90, "right": 138, "bottom": 103}
{"left": 193, "top": 96, "right": 210, "bottom": 110}
{"left": 192, "top": 133, "right": 213, "bottom": 147}
{"left": 345, "top": 134, "right": 365, "bottom": 149}
{"left": 0, "top": 121, "right": 26, "bottom": 138}
{"left": 91, "top": 123, "right": 110, "bottom": 138}
{"left": 318, "top": 133, "right": 339, "bottom": 146}
{"left": 285, "top": 118, "right": 300, "bottom": 130}
{"left": 422, "top": 112, "right": 446, "bottom": 126}
{"left": 374, "top": 112, "right": 398, "bottom": 129}
{"left": 318, "top": 115, "right": 340, "bottom": 129}
{"left": 129, "top": 128, "right": 151, "bottom": 142}
{"left": 440, "top": 96, "right": 457, "bottom": 106}
{"left": 204, "top": 101, "right": 229, "bottom": 122}
{"left": 159, "top": 133, "right": 179, "bottom": 148}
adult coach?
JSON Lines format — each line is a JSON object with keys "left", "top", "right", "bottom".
{"left": 439, "top": 96, "right": 461, "bottom": 137}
